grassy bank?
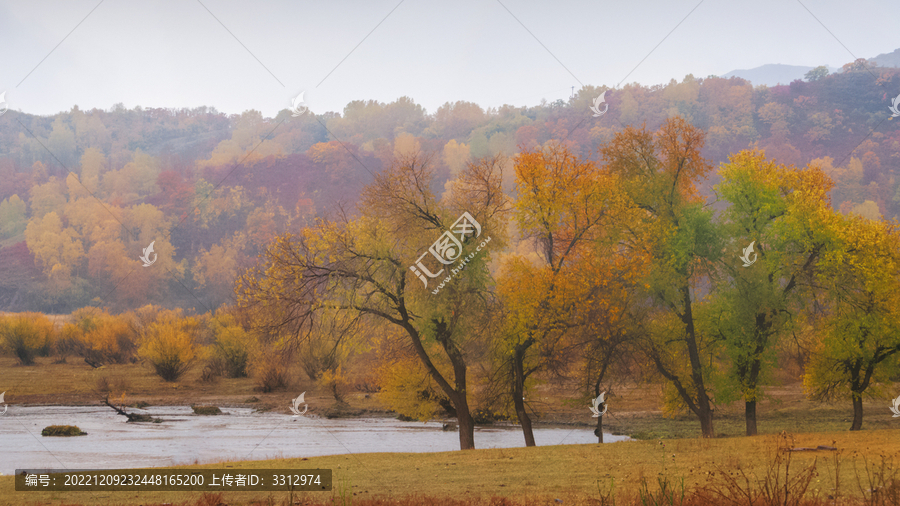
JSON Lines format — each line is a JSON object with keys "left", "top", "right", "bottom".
{"left": 0, "top": 356, "right": 388, "bottom": 417}
{"left": 3, "top": 357, "right": 899, "bottom": 438}
{"left": 2, "top": 430, "right": 898, "bottom": 505}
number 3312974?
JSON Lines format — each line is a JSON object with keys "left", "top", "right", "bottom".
{"left": 273, "top": 474, "right": 321, "bottom": 486}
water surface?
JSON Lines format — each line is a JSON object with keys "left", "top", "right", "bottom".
{"left": 1, "top": 406, "right": 629, "bottom": 475}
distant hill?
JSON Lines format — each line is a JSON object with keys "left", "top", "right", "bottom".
{"left": 869, "top": 48, "right": 900, "bottom": 68}
{"left": 721, "top": 63, "right": 840, "bottom": 87}
{"left": 2, "top": 64, "right": 900, "bottom": 313}
{"left": 721, "top": 47, "right": 900, "bottom": 86}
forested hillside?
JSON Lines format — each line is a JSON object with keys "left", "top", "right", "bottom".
{"left": 1, "top": 58, "right": 899, "bottom": 314}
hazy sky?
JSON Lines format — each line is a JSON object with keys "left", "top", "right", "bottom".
{"left": 1, "top": 0, "right": 897, "bottom": 118}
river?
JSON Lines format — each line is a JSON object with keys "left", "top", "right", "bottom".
{"left": 1, "top": 406, "right": 629, "bottom": 475}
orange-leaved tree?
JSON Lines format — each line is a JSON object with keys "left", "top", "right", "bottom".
{"left": 495, "top": 142, "right": 626, "bottom": 446}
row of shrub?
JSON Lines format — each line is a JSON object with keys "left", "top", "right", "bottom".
{"left": 0, "top": 308, "right": 273, "bottom": 386}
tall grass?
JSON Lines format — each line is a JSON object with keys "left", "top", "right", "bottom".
{"left": 693, "top": 433, "right": 818, "bottom": 505}
{"left": 24, "top": 448, "right": 900, "bottom": 506}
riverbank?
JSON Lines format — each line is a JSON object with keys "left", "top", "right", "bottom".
{"left": 2, "top": 356, "right": 899, "bottom": 439}
{"left": 2, "top": 429, "right": 898, "bottom": 506}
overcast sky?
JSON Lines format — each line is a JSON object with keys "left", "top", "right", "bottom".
{"left": 1, "top": 0, "right": 897, "bottom": 118}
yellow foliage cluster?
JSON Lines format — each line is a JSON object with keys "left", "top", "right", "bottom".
{"left": 375, "top": 355, "right": 444, "bottom": 422}
{"left": 317, "top": 365, "right": 352, "bottom": 403}
{"left": 137, "top": 310, "right": 201, "bottom": 382}
{"left": 61, "top": 308, "right": 135, "bottom": 364}
{"left": 0, "top": 312, "right": 56, "bottom": 365}
{"left": 207, "top": 312, "right": 255, "bottom": 379}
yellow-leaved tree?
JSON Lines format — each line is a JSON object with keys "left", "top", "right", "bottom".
{"left": 237, "top": 151, "right": 509, "bottom": 450}
{"left": 711, "top": 149, "right": 838, "bottom": 435}
{"left": 0, "top": 194, "right": 27, "bottom": 239}
{"left": 24, "top": 212, "right": 84, "bottom": 282}
{"left": 803, "top": 214, "right": 900, "bottom": 430}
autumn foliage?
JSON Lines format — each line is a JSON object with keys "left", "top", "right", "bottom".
{"left": 1, "top": 65, "right": 900, "bottom": 446}
{"left": 136, "top": 310, "right": 201, "bottom": 382}
{"left": 0, "top": 312, "right": 55, "bottom": 365}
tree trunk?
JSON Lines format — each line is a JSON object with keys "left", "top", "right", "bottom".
{"left": 744, "top": 352, "right": 763, "bottom": 436}
{"left": 681, "top": 286, "right": 715, "bottom": 438}
{"left": 403, "top": 320, "right": 475, "bottom": 450}
{"left": 850, "top": 395, "right": 863, "bottom": 431}
{"left": 513, "top": 342, "right": 536, "bottom": 447}
{"left": 454, "top": 392, "right": 476, "bottom": 449}
{"left": 745, "top": 400, "right": 757, "bottom": 436}
{"left": 741, "top": 311, "right": 774, "bottom": 438}
{"left": 448, "top": 346, "right": 475, "bottom": 450}
{"left": 699, "top": 407, "right": 714, "bottom": 438}
{"left": 593, "top": 353, "right": 612, "bottom": 444}
{"left": 848, "top": 361, "right": 869, "bottom": 432}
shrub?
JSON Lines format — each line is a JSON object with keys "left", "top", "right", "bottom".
{"left": 375, "top": 356, "right": 448, "bottom": 422}
{"left": 0, "top": 312, "right": 55, "bottom": 365}
{"left": 471, "top": 408, "right": 509, "bottom": 425}
{"left": 66, "top": 308, "right": 137, "bottom": 366}
{"left": 318, "top": 366, "right": 352, "bottom": 403}
{"left": 137, "top": 311, "right": 200, "bottom": 381}
{"left": 200, "top": 356, "right": 224, "bottom": 383}
{"left": 95, "top": 374, "right": 131, "bottom": 395}
{"left": 95, "top": 375, "right": 110, "bottom": 393}
{"left": 41, "top": 425, "right": 87, "bottom": 436}
{"left": 252, "top": 350, "right": 290, "bottom": 392}
{"left": 354, "top": 380, "right": 380, "bottom": 393}
{"left": 191, "top": 405, "right": 222, "bottom": 415}
{"left": 208, "top": 314, "right": 254, "bottom": 378}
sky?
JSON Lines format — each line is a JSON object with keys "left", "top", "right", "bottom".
{"left": 1, "top": 0, "right": 898, "bottom": 118}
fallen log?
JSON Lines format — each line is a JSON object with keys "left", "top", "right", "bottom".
{"left": 103, "top": 395, "right": 160, "bottom": 423}
{"left": 784, "top": 445, "right": 838, "bottom": 452}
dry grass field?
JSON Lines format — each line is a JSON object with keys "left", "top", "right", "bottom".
{"left": 1, "top": 430, "right": 898, "bottom": 505}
